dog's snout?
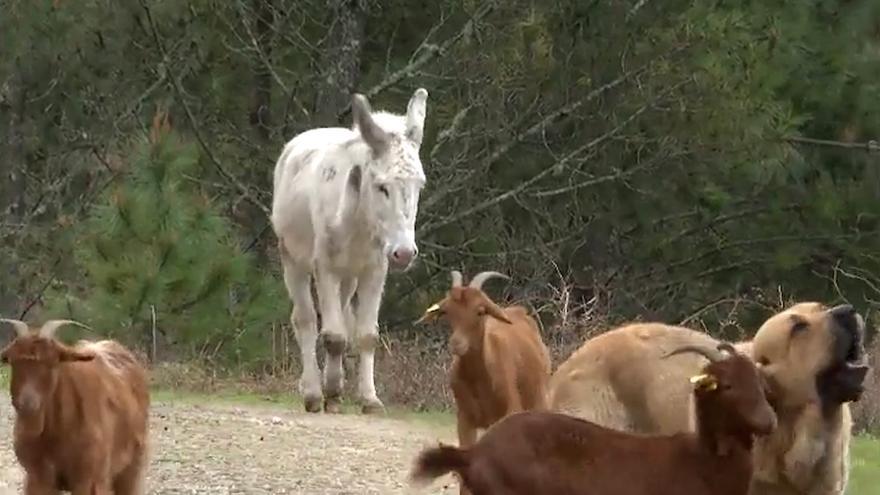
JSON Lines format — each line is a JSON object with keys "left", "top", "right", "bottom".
{"left": 829, "top": 304, "right": 865, "bottom": 364}
{"left": 830, "top": 304, "right": 857, "bottom": 332}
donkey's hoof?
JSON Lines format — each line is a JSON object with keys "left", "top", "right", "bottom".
{"left": 324, "top": 396, "right": 343, "bottom": 414}
{"left": 303, "top": 395, "right": 324, "bottom": 413}
{"left": 361, "top": 398, "right": 385, "bottom": 415}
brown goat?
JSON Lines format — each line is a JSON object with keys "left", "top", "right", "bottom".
{"left": 0, "top": 318, "right": 150, "bottom": 495}
{"left": 417, "top": 270, "right": 551, "bottom": 493}
{"left": 410, "top": 343, "right": 777, "bottom": 495}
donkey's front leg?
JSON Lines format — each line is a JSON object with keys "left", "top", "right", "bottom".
{"left": 279, "top": 243, "right": 323, "bottom": 413}
{"left": 316, "top": 263, "right": 348, "bottom": 414}
{"left": 354, "top": 264, "right": 388, "bottom": 414}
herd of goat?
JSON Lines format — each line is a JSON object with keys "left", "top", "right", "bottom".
{"left": 0, "top": 89, "right": 872, "bottom": 494}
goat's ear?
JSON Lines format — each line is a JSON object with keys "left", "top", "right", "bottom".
{"left": 58, "top": 346, "right": 96, "bottom": 362}
{"left": 0, "top": 346, "right": 8, "bottom": 364}
{"left": 481, "top": 302, "right": 512, "bottom": 325}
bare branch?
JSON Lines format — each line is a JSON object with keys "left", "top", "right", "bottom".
{"left": 331, "top": 2, "right": 495, "bottom": 120}
{"left": 419, "top": 78, "right": 690, "bottom": 236}
{"left": 422, "top": 45, "right": 689, "bottom": 212}
{"left": 784, "top": 135, "right": 880, "bottom": 153}
{"left": 532, "top": 149, "right": 679, "bottom": 198}
{"left": 137, "top": 0, "right": 270, "bottom": 217}
{"left": 626, "top": 0, "right": 653, "bottom": 21}
{"left": 655, "top": 204, "right": 801, "bottom": 250}
{"left": 234, "top": 0, "right": 311, "bottom": 120}
{"left": 633, "top": 260, "right": 765, "bottom": 298}
{"left": 834, "top": 264, "right": 880, "bottom": 297}
{"left": 636, "top": 232, "right": 872, "bottom": 283}
{"left": 429, "top": 104, "right": 473, "bottom": 163}
{"left": 365, "top": 3, "right": 493, "bottom": 98}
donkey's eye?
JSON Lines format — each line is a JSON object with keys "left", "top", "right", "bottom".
{"left": 377, "top": 184, "right": 390, "bottom": 197}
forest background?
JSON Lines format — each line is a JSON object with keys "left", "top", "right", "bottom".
{"left": 1, "top": 0, "right": 879, "bottom": 430}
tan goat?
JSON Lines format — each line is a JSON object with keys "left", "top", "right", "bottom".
{"left": 417, "top": 270, "right": 551, "bottom": 493}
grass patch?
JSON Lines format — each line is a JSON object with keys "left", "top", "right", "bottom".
{"left": 849, "top": 435, "right": 880, "bottom": 495}
{"left": 149, "top": 385, "right": 455, "bottom": 430}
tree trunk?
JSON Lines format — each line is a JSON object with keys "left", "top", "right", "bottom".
{"left": 248, "top": 0, "right": 274, "bottom": 140}
{"left": 313, "top": 0, "right": 367, "bottom": 127}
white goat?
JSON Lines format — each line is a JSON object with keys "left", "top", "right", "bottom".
{"left": 271, "top": 89, "right": 429, "bottom": 414}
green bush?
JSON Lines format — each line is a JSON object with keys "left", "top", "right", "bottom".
{"left": 45, "top": 131, "right": 286, "bottom": 368}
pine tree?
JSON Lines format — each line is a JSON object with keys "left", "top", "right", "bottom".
{"left": 47, "top": 120, "right": 286, "bottom": 366}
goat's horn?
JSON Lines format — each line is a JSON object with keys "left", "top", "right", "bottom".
{"left": 468, "top": 271, "right": 510, "bottom": 290}
{"left": 663, "top": 344, "right": 726, "bottom": 363}
{"left": 0, "top": 318, "right": 30, "bottom": 337}
{"left": 451, "top": 270, "right": 464, "bottom": 288}
{"left": 38, "top": 319, "right": 93, "bottom": 339}
{"left": 716, "top": 342, "right": 737, "bottom": 356}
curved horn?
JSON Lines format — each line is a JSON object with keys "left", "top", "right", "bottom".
{"left": 451, "top": 270, "right": 464, "bottom": 288}
{"left": 468, "top": 271, "right": 510, "bottom": 291}
{"left": 0, "top": 318, "right": 30, "bottom": 337}
{"left": 38, "top": 319, "right": 93, "bottom": 339}
{"left": 664, "top": 344, "right": 725, "bottom": 363}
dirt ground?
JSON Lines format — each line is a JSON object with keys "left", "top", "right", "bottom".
{"left": 0, "top": 394, "right": 460, "bottom": 494}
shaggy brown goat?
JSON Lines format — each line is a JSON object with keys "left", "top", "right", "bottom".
{"left": 0, "top": 318, "right": 150, "bottom": 495}
{"left": 417, "top": 270, "right": 551, "bottom": 494}
{"left": 410, "top": 343, "right": 776, "bottom": 495}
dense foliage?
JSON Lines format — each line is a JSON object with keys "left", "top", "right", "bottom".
{"left": 1, "top": 0, "right": 878, "bottom": 362}
{"left": 44, "top": 125, "right": 286, "bottom": 364}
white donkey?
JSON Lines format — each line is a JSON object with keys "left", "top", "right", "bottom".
{"left": 271, "top": 89, "right": 429, "bottom": 414}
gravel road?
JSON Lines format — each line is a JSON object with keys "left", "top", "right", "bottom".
{"left": 0, "top": 395, "right": 460, "bottom": 494}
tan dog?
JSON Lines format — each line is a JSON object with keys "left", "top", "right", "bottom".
{"left": 549, "top": 302, "right": 869, "bottom": 495}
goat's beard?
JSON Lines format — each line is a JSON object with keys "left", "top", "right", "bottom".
{"left": 13, "top": 409, "right": 46, "bottom": 437}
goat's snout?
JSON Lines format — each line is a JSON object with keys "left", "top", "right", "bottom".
{"left": 13, "top": 383, "right": 42, "bottom": 414}
{"left": 752, "top": 405, "right": 777, "bottom": 436}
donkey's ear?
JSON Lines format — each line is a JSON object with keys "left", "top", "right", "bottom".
{"left": 352, "top": 94, "right": 389, "bottom": 156}
{"left": 405, "top": 88, "right": 428, "bottom": 147}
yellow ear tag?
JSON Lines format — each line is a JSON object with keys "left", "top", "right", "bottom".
{"left": 690, "top": 373, "right": 718, "bottom": 391}
{"left": 414, "top": 303, "right": 442, "bottom": 325}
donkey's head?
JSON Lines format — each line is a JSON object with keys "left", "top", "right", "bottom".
{"left": 347, "top": 89, "right": 428, "bottom": 272}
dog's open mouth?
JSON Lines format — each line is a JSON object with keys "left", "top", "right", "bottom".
{"left": 818, "top": 361, "right": 870, "bottom": 404}
{"left": 817, "top": 312, "right": 870, "bottom": 405}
